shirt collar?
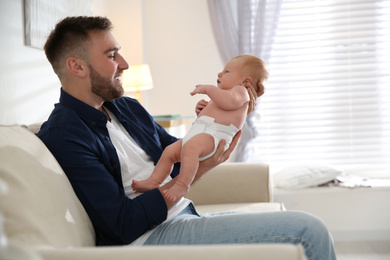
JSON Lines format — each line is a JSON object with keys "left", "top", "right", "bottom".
{"left": 59, "top": 88, "right": 110, "bottom": 127}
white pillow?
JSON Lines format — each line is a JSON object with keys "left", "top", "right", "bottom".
{"left": 273, "top": 165, "right": 342, "bottom": 189}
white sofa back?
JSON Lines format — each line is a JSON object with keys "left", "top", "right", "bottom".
{"left": 0, "top": 125, "right": 95, "bottom": 247}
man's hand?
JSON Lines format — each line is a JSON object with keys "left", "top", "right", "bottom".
{"left": 244, "top": 81, "right": 265, "bottom": 114}
{"left": 244, "top": 82, "right": 258, "bottom": 114}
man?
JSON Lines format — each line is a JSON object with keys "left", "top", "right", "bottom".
{"left": 38, "top": 16, "right": 336, "bottom": 260}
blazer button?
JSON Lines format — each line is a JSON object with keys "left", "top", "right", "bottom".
{"left": 105, "top": 136, "right": 110, "bottom": 141}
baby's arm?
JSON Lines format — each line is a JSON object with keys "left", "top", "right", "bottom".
{"left": 191, "top": 85, "right": 250, "bottom": 110}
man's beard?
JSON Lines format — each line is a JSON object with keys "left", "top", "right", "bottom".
{"left": 88, "top": 64, "right": 124, "bottom": 101}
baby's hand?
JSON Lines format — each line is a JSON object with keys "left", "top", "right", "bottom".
{"left": 190, "top": 85, "right": 214, "bottom": 96}
{"left": 195, "top": 99, "right": 208, "bottom": 115}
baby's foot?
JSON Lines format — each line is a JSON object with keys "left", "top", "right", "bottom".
{"left": 162, "top": 181, "right": 190, "bottom": 201}
{"left": 132, "top": 178, "right": 161, "bottom": 193}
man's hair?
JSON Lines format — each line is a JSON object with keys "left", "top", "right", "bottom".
{"left": 44, "top": 16, "right": 112, "bottom": 77}
{"left": 234, "top": 55, "right": 269, "bottom": 95}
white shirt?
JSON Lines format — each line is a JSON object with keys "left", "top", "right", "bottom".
{"left": 105, "top": 108, "right": 191, "bottom": 245}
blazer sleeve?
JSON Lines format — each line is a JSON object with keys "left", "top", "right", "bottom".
{"left": 39, "top": 126, "right": 168, "bottom": 246}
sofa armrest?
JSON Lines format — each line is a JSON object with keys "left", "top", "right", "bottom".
{"left": 186, "top": 162, "right": 271, "bottom": 205}
{"left": 36, "top": 244, "right": 307, "bottom": 260}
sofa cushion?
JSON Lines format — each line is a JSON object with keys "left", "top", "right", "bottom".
{"left": 0, "top": 125, "right": 95, "bottom": 248}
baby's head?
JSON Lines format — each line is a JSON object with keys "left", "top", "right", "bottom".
{"left": 232, "top": 55, "right": 268, "bottom": 97}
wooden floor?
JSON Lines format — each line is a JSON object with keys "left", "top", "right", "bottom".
{"left": 334, "top": 241, "right": 390, "bottom": 260}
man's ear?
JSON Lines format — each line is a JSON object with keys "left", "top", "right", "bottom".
{"left": 66, "top": 57, "right": 88, "bottom": 78}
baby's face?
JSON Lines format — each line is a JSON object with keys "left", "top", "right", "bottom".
{"left": 217, "top": 58, "right": 245, "bottom": 90}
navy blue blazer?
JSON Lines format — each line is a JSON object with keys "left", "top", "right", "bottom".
{"left": 38, "top": 89, "right": 180, "bottom": 245}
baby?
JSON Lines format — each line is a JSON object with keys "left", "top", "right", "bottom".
{"left": 132, "top": 55, "right": 268, "bottom": 201}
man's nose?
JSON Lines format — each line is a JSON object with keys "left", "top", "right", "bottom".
{"left": 118, "top": 53, "right": 129, "bottom": 70}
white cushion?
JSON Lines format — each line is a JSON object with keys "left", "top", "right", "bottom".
{"left": 0, "top": 125, "right": 95, "bottom": 247}
{"left": 273, "top": 165, "right": 342, "bottom": 189}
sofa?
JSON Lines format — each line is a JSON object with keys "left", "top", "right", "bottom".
{"left": 0, "top": 124, "right": 307, "bottom": 260}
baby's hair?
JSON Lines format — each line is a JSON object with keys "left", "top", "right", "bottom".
{"left": 233, "top": 55, "right": 268, "bottom": 96}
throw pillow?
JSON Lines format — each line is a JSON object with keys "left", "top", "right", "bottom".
{"left": 273, "top": 165, "right": 342, "bottom": 189}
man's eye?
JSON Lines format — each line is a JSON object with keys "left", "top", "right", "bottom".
{"left": 225, "top": 70, "right": 230, "bottom": 73}
{"left": 108, "top": 54, "right": 116, "bottom": 59}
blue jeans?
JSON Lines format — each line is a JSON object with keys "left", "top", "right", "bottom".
{"left": 144, "top": 204, "right": 336, "bottom": 260}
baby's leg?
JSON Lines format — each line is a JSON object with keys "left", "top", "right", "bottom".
{"left": 162, "top": 179, "right": 191, "bottom": 201}
{"left": 163, "top": 133, "right": 214, "bottom": 201}
{"left": 132, "top": 140, "right": 182, "bottom": 193}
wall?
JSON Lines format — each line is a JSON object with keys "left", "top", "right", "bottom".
{"left": 94, "top": 0, "right": 144, "bottom": 66}
{"left": 142, "top": 0, "right": 223, "bottom": 117}
{"left": 0, "top": 0, "right": 222, "bottom": 125}
{"left": 0, "top": 0, "right": 60, "bottom": 125}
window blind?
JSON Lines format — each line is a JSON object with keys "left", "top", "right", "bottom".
{"left": 248, "top": 0, "right": 390, "bottom": 165}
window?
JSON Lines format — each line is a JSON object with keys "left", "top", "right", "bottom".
{"left": 248, "top": 0, "right": 390, "bottom": 165}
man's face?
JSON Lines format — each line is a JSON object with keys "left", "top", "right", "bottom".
{"left": 87, "top": 31, "right": 129, "bottom": 101}
{"left": 89, "top": 63, "right": 124, "bottom": 101}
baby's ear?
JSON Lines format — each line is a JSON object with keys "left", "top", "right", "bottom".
{"left": 242, "top": 77, "right": 252, "bottom": 84}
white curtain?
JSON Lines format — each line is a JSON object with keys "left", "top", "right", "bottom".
{"left": 207, "top": 0, "right": 282, "bottom": 162}
{"left": 246, "top": 0, "right": 390, "bottom": 165}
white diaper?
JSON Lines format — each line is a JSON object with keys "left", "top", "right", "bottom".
{"left": 182, "top": 116, "right": 239, "bottom": 161}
